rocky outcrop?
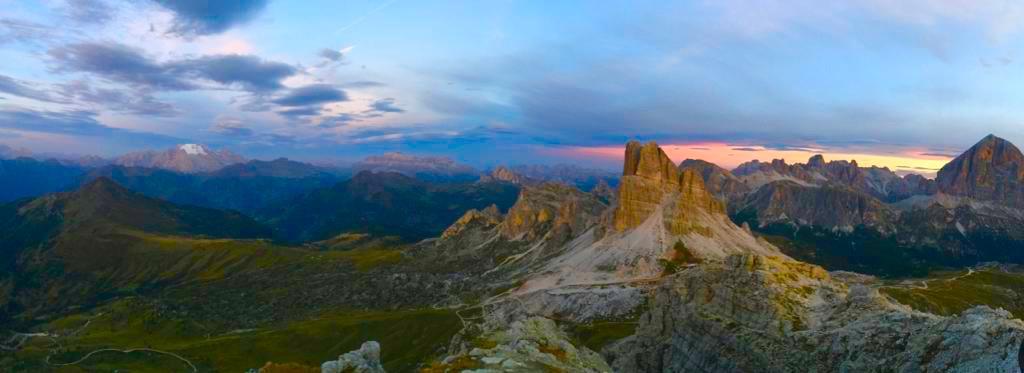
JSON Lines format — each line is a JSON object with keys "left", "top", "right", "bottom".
{"left": 432, "top": 317, "right": 611, "bottom": 372}
{"left": 114, "top": 144, "right": 245, "bottom": 173}
{"left": 321, "top": 341, "right": 385, "bottom": 373}
{"left": 429, "top": 182, "right": 608, "bottom": 278}
{"left": 499, "top": 183, "right": 607, "bottom": 242}
{"left": 441, "top": 204, "right": 502, "bottom": 239}
{"left": 607, "top": 254, "right": 1024, "bottom": 372}
{"left": 937, "top": 134, "right": 1024, "bottom": 207}
{"left": 614, "top": 141, "right": 725, "bottom": 234}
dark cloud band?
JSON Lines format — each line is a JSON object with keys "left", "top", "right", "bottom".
{"left": 154, "top": 0, "right": 270, "bottom": 37}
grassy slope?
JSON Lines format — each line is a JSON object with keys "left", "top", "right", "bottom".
{"left": 881, "top": 268, "right": 1024, "bottom": 319}
{"left": 4, "top": 228, "right": 434, "bottom": 372}
{"left": 11, "top": 301, "right": 461, "bottom": 372}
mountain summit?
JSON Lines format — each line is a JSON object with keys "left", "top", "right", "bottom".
{"left": 113, "top": 144, "right": 246, "bottom": 173}
{"left": 936, "top": 134, "right": 1024, "bottom": 207}
{"left": 615, "top": 141, "right": 726, "bottom": 234}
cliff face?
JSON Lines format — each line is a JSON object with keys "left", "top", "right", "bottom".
{"left": 500, "top": 183, "right": 605, "bottom": 241}
{"left": 613, "top": 141, "right": 725, "bottom": 235}
{"left": 736, "top": 180, "right": 895, "bottom": 233}
{"left": 936, "top": 134, "right": 1024, "bottom": 207}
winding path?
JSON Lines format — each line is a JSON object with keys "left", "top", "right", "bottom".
{"left": 47, "top": 347, "right": 197, "bottom": 372}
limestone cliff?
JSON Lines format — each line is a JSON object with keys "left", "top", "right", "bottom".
{"left": 613, "top": 141, "right": 726, "bottom": 235}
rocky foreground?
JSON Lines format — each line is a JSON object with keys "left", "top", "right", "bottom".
{"left": 608, "top": 254, "right": 1023, "bottom": 372}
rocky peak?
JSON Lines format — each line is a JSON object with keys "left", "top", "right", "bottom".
{"left": 481, "top": 165, "right": 531, "bottom": 185}
{"left": 936, "top": 134, "right": 1024, "bottom": 206}
{"left": 614, "top": 141, "right": 724, "bottom": 233}
{"left": 623, "top": 140, "right": 680, "bottom": 184}
{"left": 807, "top": 154, "right": 826, "bottom": 168}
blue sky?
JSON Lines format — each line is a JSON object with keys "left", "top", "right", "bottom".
{"left": 1, "top": 0, "right": 1024, "bottom": 171}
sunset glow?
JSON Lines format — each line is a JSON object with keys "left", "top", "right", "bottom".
{"left": 551, "top": 143, "right": 954, "bottom": 177}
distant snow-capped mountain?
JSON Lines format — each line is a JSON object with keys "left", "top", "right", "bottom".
{"left": 113, "top": 144, "right": 246, "bottom": 173}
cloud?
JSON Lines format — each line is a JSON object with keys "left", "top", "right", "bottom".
{"left": 153, "top": 0, "right": 270, "bottom": 37}
{"left": 271, "top": 84, "right": 348, "bottom": 106}
{"left": 169, "top": 54, "right": 297, "bottom": 92}
{"left": 315, "top": 45, "right": 354, "bottom": 68}
{"left": 0, "top": 75, "right": 62, "bottom": 103}
{"left": 731, "top": 147, "right": 760, "bottom": 152}
{"left": 339, "top": 80, "right": 386, "bottom": 88}
{"left": 49, "top": 41, "right": 298, "bottom": 93}
{"left": 318, "top": 113, "right": 358, "bottom": 128}
{"left": 277, "top": 106, "right": 321, "bottom": 118}
{"left": 211, "top": 116, "right": 253, "bottom": 137}
{"left": 65, "top": 0, "right": 115, "bottom": 25}
{"left": 0, "top": 108, "right": 181, "bottom": 145}
{"left": 365, "top": 97, "right": 404, "bottom": 114}
{"left": 0, "top": 18, "right": 54, "bottom": 45}
{"left": 49, "top": 41, "right": 195, "bottom": 90}
{"left": 57, "top": 80, "right": 178, "bottom": 116}
{"left": 920, "top": 152, "right": 957, "bottom": 158}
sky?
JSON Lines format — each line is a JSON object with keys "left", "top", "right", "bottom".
{"left": 1, "top": 0, "right": 1024, "bottom": 175}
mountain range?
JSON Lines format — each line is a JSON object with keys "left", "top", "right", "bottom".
{"left": 3, "top": 135, "right": 1024, "bottom": 371}
{"left": 699, "top": 134, "right": 1024, "bottom": 275}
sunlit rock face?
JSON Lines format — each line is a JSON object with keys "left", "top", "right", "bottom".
{"left": 614, "top": 141, "right": 725, "bottom": 235}
{"left": 937, "top": 134, "right": 1024, "bottom": 207}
